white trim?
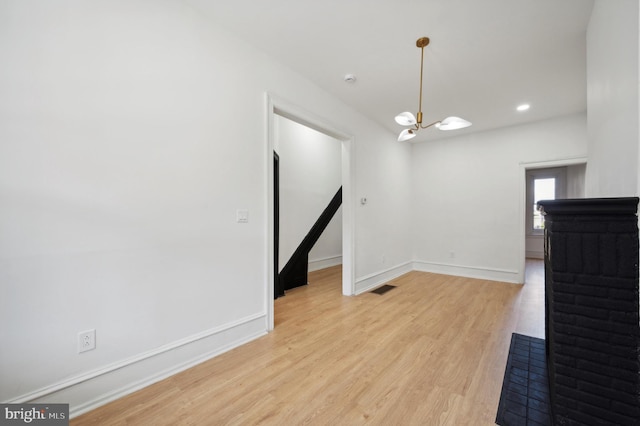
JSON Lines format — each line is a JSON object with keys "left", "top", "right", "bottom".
{"left": 265, "top": 93, "right": 276, "bottom": 331}
{"left": 9, "top": 313, "right": 267, "bottom": 418}
{"left": 265, "top": 93, "right": 356, "bottom": 309}
{"left": 519, "top": 156, "right": 588, "bottom": 168}
{"left": 308, "top": 255, "right": 342, "bottom": 272}
{"left": 412, "top": 260, "right": 521, "bottom": 284}
{"left": 526, "top": 251, "right": 544, "bottom": 259}
{"left": 341, "top": 136, "right": 356, "bottom": 296}
{"left": 354, "top": 262, "right": 413, "bottom": 294}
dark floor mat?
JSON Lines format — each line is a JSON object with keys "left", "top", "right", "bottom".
{"left": 496, "top": 333, "right": 552, "bottom": 426}
{"left": 370, "top": 284, "right": 396, "bottom": 295}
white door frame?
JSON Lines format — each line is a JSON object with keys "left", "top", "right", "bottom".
{"left": 264, "top": 93, "right": 355, "bottom": 331}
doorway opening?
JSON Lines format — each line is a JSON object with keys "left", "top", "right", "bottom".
{"left": 274, "top": 115, "right": 342, "bottom": 297}
{"left": 520, "top": 160, "right": 586, "bottom": 281}
{"left": 525, "top": 167, "right": 568, "bottom": 260}
{"left": 265, "top": 94, "right": 354, "bottom": 330}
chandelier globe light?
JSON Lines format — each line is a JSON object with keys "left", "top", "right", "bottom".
{"left": 395, "top": 37, "right": 471, "bottom": 141}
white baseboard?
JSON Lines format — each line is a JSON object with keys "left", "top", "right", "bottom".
{"left": 526, "top": 251, "right": 544, "bottom": 259}
{"left": 355, "top": 261, "right": 413, "bottom": 294}
{"left": 412, "top": 260, "right": 521, "bottom": 284}
{"left": 12, "top": 313, "right": 267, "bottom": 419}
{"left": 308, "top": 255, "right": 342, "bottom": 272}
{"left": 12, "top": 259, "right": 521, "bottom": 418}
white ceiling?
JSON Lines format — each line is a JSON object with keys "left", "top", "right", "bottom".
{"left": 184, "top": 0, "right": 595, "bottom": 142}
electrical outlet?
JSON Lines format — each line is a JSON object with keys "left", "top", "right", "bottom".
{"left": 78, "top": 329, "right": 96, "bottom": 353}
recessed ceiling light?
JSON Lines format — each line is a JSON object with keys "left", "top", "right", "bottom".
{"left": 517, "top": 104, "right": 530, "bottom": 112}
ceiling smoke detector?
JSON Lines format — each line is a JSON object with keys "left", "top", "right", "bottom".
{"left": 344, "top": 74, "right": 357, "bottom": 83}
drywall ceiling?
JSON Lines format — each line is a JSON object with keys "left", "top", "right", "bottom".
{"left": 184, "top": 0, "right": 595, "bottom": 142}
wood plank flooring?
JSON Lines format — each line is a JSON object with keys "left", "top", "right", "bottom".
{"left": 71, "top": 261, "right": 545, "bottom": 425}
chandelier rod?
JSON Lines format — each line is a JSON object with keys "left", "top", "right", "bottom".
{"left": 416, "top": 37, "right": 430, "bottom": 127}
{"left": 418, "top": 40, "right": 425, "bottom": 126}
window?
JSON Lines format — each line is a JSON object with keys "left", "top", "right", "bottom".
{"left": 532, "top": 178, "right": 556, "bottom": 230}
{"left": 526, "top": 168, "right": 566, "bottom": 235}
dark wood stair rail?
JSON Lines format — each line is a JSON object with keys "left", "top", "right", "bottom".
{"left": 279, "top": 186, "right": 342, "bottom": 293}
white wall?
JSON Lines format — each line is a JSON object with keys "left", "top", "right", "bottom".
{"left": 586, "top": 0, "right": 640, "bottom": 197}
{"left": 353, "top": 125, "right": 414, "bottom": 292}
{"left": 0, "top": 0, "right": 413, "bottom": 414}
{"left": 585, "top": 0, "right": 640, "bottom": 323}
{"left": 274, "top": 115, "right": 342, "bottom": 272}
{"left": 567, "top": 163, "right": 587, "bottom": 198}
{"left": 411, "top": 113, "right": 588, "bottom": 282}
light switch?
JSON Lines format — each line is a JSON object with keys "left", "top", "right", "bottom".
{"left": 236, "top": 209, "right": 249, "bottom": 223}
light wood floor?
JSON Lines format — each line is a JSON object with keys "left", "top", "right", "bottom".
{"left": 71, "top": 260, "right": 545, "bottom": 425}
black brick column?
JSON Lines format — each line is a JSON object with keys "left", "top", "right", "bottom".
{"left": 538, "top": 198, "right": 639, "bottom": 426}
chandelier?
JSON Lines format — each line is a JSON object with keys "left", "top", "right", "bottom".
{"left": 395, "top": 37, "right": 471, "bottom": 142}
